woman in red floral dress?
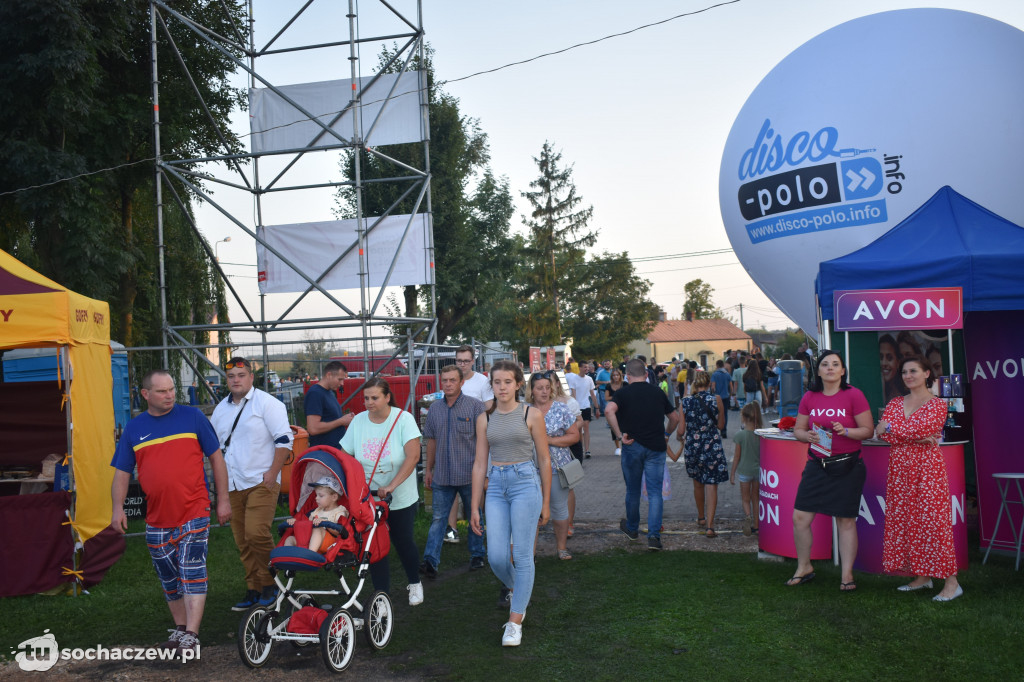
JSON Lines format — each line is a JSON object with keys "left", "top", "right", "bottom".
{"left": 876, "top": 356, "right": 961, "bottom": 602}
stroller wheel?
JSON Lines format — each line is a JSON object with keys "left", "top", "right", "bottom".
{"left": 362, "top": 590, "right": 394, "bottom": 650}
{"left": 238, "top": 606, "right": 275, "bottom": 668}
{"left": 319, "top": 607, "right": 356, "bottom": 672}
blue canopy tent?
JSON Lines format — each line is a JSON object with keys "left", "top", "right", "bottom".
{"left": 815, "top": 185, "right": 1024, "bottom": 559}
{"left": 817, "top": 185, "right": 1024, "bottom": 316}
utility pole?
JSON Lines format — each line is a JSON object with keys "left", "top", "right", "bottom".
{"left": 739, "top": 303, "right": 744, "bottom": 331}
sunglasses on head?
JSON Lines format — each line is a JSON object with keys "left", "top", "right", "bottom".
{"left": 225, "top": 359, "right": 250, "bottom": 370}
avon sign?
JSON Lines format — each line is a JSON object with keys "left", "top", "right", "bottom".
{"left": 833, "top": 287, "right": 963, "bottom": 331}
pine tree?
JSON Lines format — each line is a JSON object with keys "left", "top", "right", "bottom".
{"left": 519, "top": 142, "right": 598, "bottom": 343}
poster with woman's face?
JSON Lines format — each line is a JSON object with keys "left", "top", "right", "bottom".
{"left": 877, "top": 330, "right": 948, "bottom": 402}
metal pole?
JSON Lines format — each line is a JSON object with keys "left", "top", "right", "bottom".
{"left": 349, "top": 0, "right": 371, "bottom": 380}
{"left": 844, "top": 330, "right": 850, "bottom": 383}
{"left": 151, "top": 2, "right": 169, "bottom": 369}
{"left": 247, "top": 0, "right": 270, "bottom": 389}
{"left": 947, "top": 329, "right": 954, "bottom": 375}
{"left": 61, "top": 346, "right": 79, "bottom": 595}
{"left": 417, "top": 1, "right": 436, "bottom": 340}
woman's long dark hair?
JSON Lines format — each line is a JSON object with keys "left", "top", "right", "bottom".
{"left": 744, "top": 358, "right": 762, "bottom": 384}
{"left": 807, "top": 350, "right": 850, "bottom": 393}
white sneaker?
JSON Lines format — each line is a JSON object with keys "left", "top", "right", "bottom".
{"left": 408, "top": 582, "right": 424, "bottom": 606}
{"left": 501, "top": 621, "right": 522, "bottom": 647}
{"left": 614, "top": 448, "right": 621, "bottom": 456}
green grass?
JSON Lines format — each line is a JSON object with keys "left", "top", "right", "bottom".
{"left": 3, "top": 511, "right": 1024, "bottom": 680}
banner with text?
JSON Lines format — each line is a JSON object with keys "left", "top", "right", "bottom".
{"left": 963, "top": 310, "right": 1024, "bottom": 550}
{"left": 834, "top": 287, "right": 963, "bottom": 331}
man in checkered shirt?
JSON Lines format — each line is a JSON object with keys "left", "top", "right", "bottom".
{"left": 419, "top": 364, "right": 487, "bottom": 577}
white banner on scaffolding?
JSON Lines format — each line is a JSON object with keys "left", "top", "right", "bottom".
{"left": 256, "top": 214, "right": 430, "bottom": 294}
{"left": 249, "top": 72, "right": 422, "bottom": 153}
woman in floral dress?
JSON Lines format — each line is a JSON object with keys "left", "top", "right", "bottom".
{"left": 676, "top": 371, "right": 728, "bottom": 537}
{"left": 876, "top": 355, "right": 961, "bottom": 602}
{"left": 528, "top": 371, "right": 580, "bottom": 559}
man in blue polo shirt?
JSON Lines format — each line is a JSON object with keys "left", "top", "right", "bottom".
{"left": 419, "top": 364, "right": 486, "bottom": 577}
{"left": 304, "top": 361, "right": 354, "bottom": 447}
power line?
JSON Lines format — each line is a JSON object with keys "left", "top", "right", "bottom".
{"left": 442, "top": 1, "right": 742, "bottom": 85}
{"left": 636, "top": 261, "right": 740, "bottom": 276}
{"left": 0, "top": 159, "right": 152, "bottom": 198}
{"left": 0, "top": 1, "right": 742, "bottom": 200}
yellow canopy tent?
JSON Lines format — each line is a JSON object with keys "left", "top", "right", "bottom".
{"left": 0, "top": 248, "right": 123, "bottom": 596}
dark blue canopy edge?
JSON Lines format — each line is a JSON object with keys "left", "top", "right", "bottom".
{"left": 817, "top": 185, "right": 1024, "bottom": 320}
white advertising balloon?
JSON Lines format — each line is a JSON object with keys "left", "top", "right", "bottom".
{"left": 719, "top": 9, "right": 1024, "bottom": 333}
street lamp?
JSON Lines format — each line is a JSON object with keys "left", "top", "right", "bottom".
{"left": 214, "top": 236, "right": 231, "bottom": 262}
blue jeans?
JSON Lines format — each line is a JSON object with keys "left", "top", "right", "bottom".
{"left": 621, "top": 442, "right": 667, "bottom": 539}
{"left": 597, "top": 388, "right": 608, "bottom": 416}
{"left": 423, "top": 483, "right": 485, "bottom": 568}
{"left": 485, "top": 462, "right": 542, "bottom": 616}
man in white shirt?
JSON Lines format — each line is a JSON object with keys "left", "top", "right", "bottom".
{"left": 210, "top": 357, "right": 294, "bottom": 612}
{"left": 568, "top": 361, "right": 598, "bottom": 458}
{"left": 456, "top": 345, "right": 494, "bottom": 408}
{"left": 444, "top": 345, "right": 495, "bottom": 543}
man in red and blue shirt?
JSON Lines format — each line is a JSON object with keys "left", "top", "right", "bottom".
{"left": 111, "top": 369, "right": 230, "bottom": 655}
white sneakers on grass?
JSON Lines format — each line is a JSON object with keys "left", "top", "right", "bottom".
{"left": 408, "top": 582, "right": 424, "bottom": 606}
{"left": 501, "top": 621, "right": 522, "bottom": 646}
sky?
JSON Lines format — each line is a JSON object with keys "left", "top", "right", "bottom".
{"left": 198, "top": 0, "right": 1024, "bottom": 345}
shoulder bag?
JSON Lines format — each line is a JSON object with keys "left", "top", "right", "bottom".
{"left": 557, "top": 458, "right": 585, "bottom": 489}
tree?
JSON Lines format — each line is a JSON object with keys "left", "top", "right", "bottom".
{"left": 773, "top": 329, "right": 808, "bottom": 358}
{"left": 503, "top": 143, "right": 656, "bottom": 357}
{"left": 0, "top": 0, "right": 244, "bottom": 355}
{"left": 518, "top": 142, "right": 597, "bottom": 343}
{"left": 683, "top": 278, "right": 725, "bottom": 319}
{"left": 559, "top": 252, "right": 658, "bottom": 358}
{"left": 336, "top": 46, "right": 517, "bottom": 343}
{"left": 288, "top": 333, "right": 338, "bottom": 378}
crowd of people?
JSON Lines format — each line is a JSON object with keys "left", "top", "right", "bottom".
{"left": 109, "top": 344, "right": 962, "bottom": 657}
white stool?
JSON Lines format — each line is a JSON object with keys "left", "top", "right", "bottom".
{"left": 983, "top": 473, "right": 1024, "bottom": 570}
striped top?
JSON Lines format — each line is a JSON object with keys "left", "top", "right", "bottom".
{"left": 487, "top": 404, "right": 534, "bottom": 465}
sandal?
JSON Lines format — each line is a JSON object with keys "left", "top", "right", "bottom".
{"left": 705, "top": 528, "right": 718, "bottom": 539}
{"left": 558, "top": 549, "right": 573, "bottom": 560}
{"left": 696, "top": 517, "right": 706, "bottom": 530}
{"left": 840, "top": 581, "right": 857, "bottom": 592}
{"left": 785, "top": 572, "right": 815, "bottom": 586}
{"left": 567, "top": 525, "right": 574, "bottom": 538}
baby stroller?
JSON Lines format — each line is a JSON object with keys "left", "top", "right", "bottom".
{"left": 237, "top": 446, "right": 393, "bottom": 673}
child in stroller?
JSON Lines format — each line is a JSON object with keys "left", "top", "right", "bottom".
{"left": 283, "top": 476, "right": 351, "bottom": 552}
{"left": 237, "top": 446, "right": 393, "bottom": 673}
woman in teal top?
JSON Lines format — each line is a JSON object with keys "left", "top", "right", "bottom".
{"left": 339, "top": 378, "right": 423, "bottom": 606}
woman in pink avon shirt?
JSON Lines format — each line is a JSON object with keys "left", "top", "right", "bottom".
{"left": 787, "top": 351, "right": 874, "bottom": 591}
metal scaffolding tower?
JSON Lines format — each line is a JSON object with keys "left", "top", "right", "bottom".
{"left": 146, "top": 0, "right": 436, "bottom": 399}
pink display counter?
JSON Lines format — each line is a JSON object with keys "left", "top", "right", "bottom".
{"left": 757, "top": 432, "right": 968, "bottom": 573}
